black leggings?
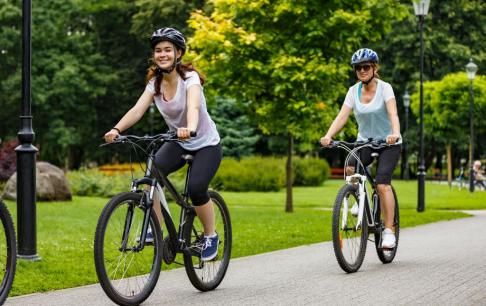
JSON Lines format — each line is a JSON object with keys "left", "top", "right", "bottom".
{"left": 153, "top": 142, "right": 222, "bottom": 206}
{"left": 349, "top": 144, "right": 401, "bottom": 184}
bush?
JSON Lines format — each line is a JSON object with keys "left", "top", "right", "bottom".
{"left": 213, "top": 156, "right": 330, "bottom": 191}
{"left": 67, "top": 168, "right": 129, "bottom": 197}
{"left": 67, "top": 165, "right": 188, "bottom": 198}
{"left": 213, "top": 156, "right": 285, "bottom": 191}
{"left": 293, "top": 157, "right": 330, "bottom": 186}
{"left": 0, "top": 139, "right": 19, "bottom": 181}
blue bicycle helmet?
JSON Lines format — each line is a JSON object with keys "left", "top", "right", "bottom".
{"left": 350, "top": 48, "right": 379, "bottom": 66}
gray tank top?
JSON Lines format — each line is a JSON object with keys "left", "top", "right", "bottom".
{"left": 145, "top": 71, "right": 220, "bottom": 150}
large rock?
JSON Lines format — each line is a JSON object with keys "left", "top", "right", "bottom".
{"left": 2, "top": 162, "right": 72, "bottom": 201}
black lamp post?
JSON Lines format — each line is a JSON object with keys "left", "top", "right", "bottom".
{"left": 466, "top": 58, "right": 478, "bottom": 193}
{"left": 402, "top": 91, "right": 411, "bottom": 180}
{"left": 15, "top": 0, "right": 40, "bottom": 260}
{"left": 413, "top": 0, "right": 430, "bottom": 212}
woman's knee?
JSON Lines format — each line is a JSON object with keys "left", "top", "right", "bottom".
{"left": 187, "top": 179, "right": 210, "bottom": 206}
{"left": 377, "top": 184, "right": 391, "bottom": 195}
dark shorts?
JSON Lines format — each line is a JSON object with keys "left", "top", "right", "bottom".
{"left": 348, "top": 144, "right": 401, "bottom": 184}
{"left": 153, "top": 142, "right": 222, "bottom": 206}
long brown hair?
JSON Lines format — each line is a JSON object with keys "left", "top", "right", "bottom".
{"left": 146, "top": 60, "right": 206, "bottom": 96}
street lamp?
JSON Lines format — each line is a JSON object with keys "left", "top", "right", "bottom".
{"left": 402, "top": 91, "right": 411, "bottom": 180}
{"left": 15, "top": 0, "right": 40, "bottom": 260}
{"left": 413, "top": 0, "right": 430, "bottom": 212}
{"left": 466, "top": 58, "right": 478, "bottom": 192}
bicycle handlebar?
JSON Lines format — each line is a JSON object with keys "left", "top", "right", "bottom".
{"left": 100, "top": 131, "right": 197, "bottom": 147}
{"left": 323, "top": 138, "right": 398, "bottom": 150}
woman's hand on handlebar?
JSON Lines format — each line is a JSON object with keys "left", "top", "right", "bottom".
{"left": 320, "top": 135, "right": 333, "bottom": 147}
{"left": 104, "top": 129, "right": 120, "bottom": 143}
{"left": 177, "top": 127, "right": 195, "bottom": 140}
{"left": 386, "top": 134, "right": 400, "bottom": 145}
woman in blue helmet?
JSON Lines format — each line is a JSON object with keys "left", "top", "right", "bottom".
{"left": 320, "top": 48, "right": 401, "bottom": 248}
{"left": 104, "top": 28, "right": 221, "bottom": 261}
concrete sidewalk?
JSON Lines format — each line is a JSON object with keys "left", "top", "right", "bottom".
{"left": 7, "top": 211, "right": 486, "bottom": 306}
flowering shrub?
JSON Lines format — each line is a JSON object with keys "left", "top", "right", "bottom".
{"left": 0, "top": 139, "right": 19, "bottom": 181}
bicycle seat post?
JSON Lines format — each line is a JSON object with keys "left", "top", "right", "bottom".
{"left": 182, "top": 154, "right": 194, "bottom": 201}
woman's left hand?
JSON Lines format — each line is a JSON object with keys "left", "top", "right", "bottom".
{"left": 386, "top": 134, "right": 400, "bottom": 144}
{"left": 177, "top": 127, "right": 193, "bottom": 140}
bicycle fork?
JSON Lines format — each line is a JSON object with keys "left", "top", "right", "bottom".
{"left": 344, "top": 174, "right": 373, "bottom": 231}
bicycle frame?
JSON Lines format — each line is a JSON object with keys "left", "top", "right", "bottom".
{"left": 126, "top": 145, "right": 198, "bottom": 256}
{"left": 342, "top": 149, "right": 380, "bottom": 233}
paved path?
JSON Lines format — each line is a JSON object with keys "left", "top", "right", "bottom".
{"left": 7, "top": 211, "right": 486, "bottom": 306}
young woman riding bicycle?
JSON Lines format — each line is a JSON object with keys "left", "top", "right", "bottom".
{"left": 320, "top": 48, "right": 401, "bottom": 249}
{"left": 104, "top": 27, "right": 222, "bottom": 261}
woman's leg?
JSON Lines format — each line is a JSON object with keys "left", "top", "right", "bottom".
{"left": 377, "top": 184, "right": 395, "bottom": 229}
{"left": 152, "top": 142, "right": 186, "bottom": 222}
{"left": 194, "top": 201, "right": 216, "bottom": 236}
{"left": 187, "top": 144, "right": 222, "bottom": 236}
{"left": 376, "top": 145, "right": 401, "bottom": 230}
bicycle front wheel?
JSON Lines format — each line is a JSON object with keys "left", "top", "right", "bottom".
{"left": 94, "top": 192, "right": 163, "bottom": 306}
{"left": 375, "top": 186, "right": 400, "bottom": 264}
{"left": 183, "top": 190, "right": 232, "bottom": 291}
{"left": 0, "top": 200, "right": 16, "bottom": 305}
{"left": 332, "top": 184, "right": 368, "bottom": 273}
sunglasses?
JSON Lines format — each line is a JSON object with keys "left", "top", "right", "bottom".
{"left": 354, "top": 64, "right": 372, "bottom": 72}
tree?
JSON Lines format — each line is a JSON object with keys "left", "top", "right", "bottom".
{"left": 188, "top": 0, "right": 406, "bottom": 212}
{"left": 410, "top": 72, "right": 486, "bottom": 184}
{"left": 210, "top": 97, "right": 259, "bottom": 159}
{"left": 378, "top": 1, "right": 486, "bottom": 170}
{"left": 0, "top": 0, "right": 207, "bottom": 168}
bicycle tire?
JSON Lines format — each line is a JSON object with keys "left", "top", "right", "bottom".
{"left": 94, "top": 192, "right": 163, "bottom": 306}
{"left": 183, "top": 190, "right": 232, "bottom": 291}
{"left": 375, "top": 186, "right": 400, "bottom": 264}
{"left": 0, "top": 200, "right": 16, "bottom": 305}
{"left": 332, "top": 184, "right": 368, "bottom": 273}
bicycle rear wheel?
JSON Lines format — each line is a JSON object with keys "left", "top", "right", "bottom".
{"left": 332, "top": 184, "right": 368, "bottom": 273}
{"left": 94, "top": 192, "right": 163, "bottom": 306}
{"left": 183, "top": 190, "right": 232, "bottom": 291}
{"left": 375, "top": 186, "right": 400, "bottom": 264}
{"left": 0, "top": 200, "right": 16, "bottom": 305}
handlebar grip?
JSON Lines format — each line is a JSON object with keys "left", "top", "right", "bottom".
{"left": 190, "top": 131, "right": 197, "bottom": 137}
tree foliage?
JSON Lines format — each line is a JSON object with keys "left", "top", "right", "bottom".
{"left": 210, "top": 97, "right": 259, "bottom": 158}
{"left": 188, "top": 0, "right": 406, "bottom": 211}
{"left": 189, "top": 0, "right": 406, "bottom": 142}
{"left": 410, "top": 72, "right": 486, "bottom": 151}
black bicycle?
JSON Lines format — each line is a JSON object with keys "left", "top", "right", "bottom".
{"left": 94, "top": 132, "right": 232, "bottom": 306}
{"left": 324, "top": 139, "right": 400, "bottom": 273}
{"left": 0, "top": 200, "right": 16, "bottom": 305}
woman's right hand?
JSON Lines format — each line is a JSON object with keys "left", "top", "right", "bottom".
{"left": 104, "top": 129, "right": 120, "bottom": 143}
{"left": 320, "top": 135, "right": 332, "bottom": 147}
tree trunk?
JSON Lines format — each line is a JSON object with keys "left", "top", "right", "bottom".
{"left": 447, "top": 143, "right": 452, "bottom": 188}
{"left": 285, "top": 133, "right": 293, "bottom": 213}
{"left": 68, "top": 146, "right": 84, "bottom": 170}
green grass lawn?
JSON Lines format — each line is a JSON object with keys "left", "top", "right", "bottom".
{"left": 3, "top": 180, "right": 484, "bottom": 296}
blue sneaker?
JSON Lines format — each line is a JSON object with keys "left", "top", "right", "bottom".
{"left": 201, "top": 234, "right": 219, "bottom": 261}
{"left": 136, "top": 227, "right": 154, "bottom": 244}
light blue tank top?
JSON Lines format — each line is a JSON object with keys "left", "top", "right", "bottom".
{"left": 345, "top": 80, "right": 401, "bottom": 143}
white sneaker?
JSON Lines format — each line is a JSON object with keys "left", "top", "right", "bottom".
{"left": 350, "top": 202, "right": 359, "bottom": 216}
{"left": 381, "top": 228, "right": 396, "bottom": 248}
